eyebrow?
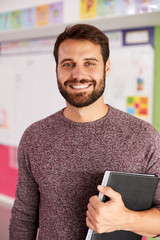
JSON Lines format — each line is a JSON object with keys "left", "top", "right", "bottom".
{"left": 84, "top": 58, "right": 99, "bottom": 62}
{"left": 59, "top": 57, "right": 99, "bottom": 65}
{"left": 59, "top": 58, "right": 73, "bottom": 65}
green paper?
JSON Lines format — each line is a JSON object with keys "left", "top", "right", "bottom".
{"left": 11, "top": 10, "right": 22, "bottom": 29}
{"left": 97, "top": 0, "right": 116, "bottom": 16}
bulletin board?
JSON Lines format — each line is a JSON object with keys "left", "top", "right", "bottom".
{"left": 0, "top": 30, "right": 155, "bottom": 147}
{"left": 105, "top": 44, "right": 154, "bottom": 123}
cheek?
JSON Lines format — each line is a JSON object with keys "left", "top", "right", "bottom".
{"left": 87, "top": 66, "right": 104, "bottom": 79}
{"left": 90, "top": 72, "right": 103, "bottom": 81}
{"left": 57, "top": 69, "right": 66, "bottom": 82}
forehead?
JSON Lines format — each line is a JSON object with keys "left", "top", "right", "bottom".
{"left": 58, "top": 39, "right": 102, "bottom": 62}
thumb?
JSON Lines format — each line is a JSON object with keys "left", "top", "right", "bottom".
{"left": 97, "top": 185, "right": 121, "bottom": 202}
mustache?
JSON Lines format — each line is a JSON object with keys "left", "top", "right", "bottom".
{"left": 64, "top": 79, "right": 96, "bottom": 86}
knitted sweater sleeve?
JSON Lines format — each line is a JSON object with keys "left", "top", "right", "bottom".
{"left": 145, "top": 127, "right": 160, "bottom": 211}
{"left": 9, "top": 129, "right": 39, "bottom": 240}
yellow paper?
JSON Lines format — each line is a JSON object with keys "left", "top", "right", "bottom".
{"left": 80, "top": 0, "right": 97, "bottom": 19}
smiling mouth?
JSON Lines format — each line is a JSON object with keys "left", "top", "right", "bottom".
{"left": 70, "top": 84, "right": 92, "bottom": 89}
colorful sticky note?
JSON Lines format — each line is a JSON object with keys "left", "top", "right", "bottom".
{"left": 127, "top": 97, "right": 134, "bottom": 104}
{"left": 80, "top": 0, "right": 97, "bottom": 19}
{"left": 11, "top": 10, "right": 22, "bottom": 29}
{"left": 23, "top": 7, "right": 35, "bottom": 28}
{"left": 36, "top": 5, "right": 49, "bottom": 26}
{"left": 127, "top": 107, "right": 136, "bottom": 115}
{"left": 126, "top": 96, "right": 148, "bottom": 117}
{"left": 141, "top": 97, "right": 148, "bottom": 104}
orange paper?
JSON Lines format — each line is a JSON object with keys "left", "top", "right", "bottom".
{"left": 36, "top": 5, "right": 49, "bottom": 26}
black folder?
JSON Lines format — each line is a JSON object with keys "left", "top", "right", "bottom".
{"left": 86, "top": 171, "right": 159, "bottom": 240}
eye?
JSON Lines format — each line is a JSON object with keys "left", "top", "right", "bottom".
{"left": 63, "top": 62, "right": 73, "bottom": 67}
{"left": 85, "top": 61, "right": 94, "bottom": 66}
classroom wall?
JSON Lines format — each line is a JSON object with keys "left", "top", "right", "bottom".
{"left": 0, "top": 3, "right": 160, "bottom": 240}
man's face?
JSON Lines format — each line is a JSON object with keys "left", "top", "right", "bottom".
{"left": 56, "top": 39, "right": 109, "bottom": 108}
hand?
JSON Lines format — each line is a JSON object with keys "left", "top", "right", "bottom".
{"left": 86, "top": 185, "right": 131, "bottom": 234}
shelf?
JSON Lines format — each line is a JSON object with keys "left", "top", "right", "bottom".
{"left": 0, "top": 11, "right": 160, "bottom": 42}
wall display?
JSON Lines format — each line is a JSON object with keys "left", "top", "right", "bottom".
{"left": 135, "top": 0, "right": 159, "bottom": 13}
{"left": 126, "top": 96, "right": 149, "bottom": 119}
{"left": 80, "top": 0, "right": 160, "bottom": 19}
{"left": 0, "top": 1, "right": 63, "bottom": 32}
{"left": 80, "top": 0, "right": 97, "bottom": 19}
{"left": 49, "top": 2, "right": 63, "bottom": 25}
{"left": 104, "top": 44, "right": 154, "bottom": 123}
{"left": 116, "top": 0, "right": 136, "bottom": 15}
{"left": 123, "top": 27, "right": 154, "bottom": 46}
{"left": 1, "top": 37, "right": 54, "bottom": 55}
{"left": 11, "top": 10, "right": 23, "bottom": 29}
{"left": 23, "top": 7, "right": 35, "bottom": 28}
{"left": 97, "top": 0, "right": 116, "bottom": 16}
{"left": 0, "top": 12, "right": 11, "bottom": 31}
{"left": 35, "top": 4, "right": 49, "bottom": 26}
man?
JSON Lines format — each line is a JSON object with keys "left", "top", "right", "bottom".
{"left": 9, "top": 24, "right": 160, "bottom": 239}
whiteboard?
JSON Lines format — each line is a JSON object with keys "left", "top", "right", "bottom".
{"left": 0, "top": 44, "right": 154, "bottom": 146}
{"left": 0, "top": 52, "right": 65, "bottom": 146}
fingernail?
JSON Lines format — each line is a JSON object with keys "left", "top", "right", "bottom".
{"left": 98, "top": 185, "right": 104, "bottom": 191}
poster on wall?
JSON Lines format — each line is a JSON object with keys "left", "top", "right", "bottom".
{"left": 104, "top": 44, "right": 154, "bottom": 123}
{"left": 11, "top": 10, "right": 23, "bottom": 29}
{"left": 22, "top": 7, "right": 35, "bottom": 28}
{"left": 97, "top": 0, "right": 116, "bottom": 16}
{"left": 49, "top": 2, "right": 63, "bottom": 25}
{"left": 36, "top": 4, "right": 49, "bottom": 26}
{"left": 0, "top": 12, "right": 11, "bottom": 31}
{"left": 80, "top": 0, "right": 97, "bottom": 19}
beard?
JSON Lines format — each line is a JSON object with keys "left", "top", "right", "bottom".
{"left": 57, "top": 72, "right": 105, "bottom": 108}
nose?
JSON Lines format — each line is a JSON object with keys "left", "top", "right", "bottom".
{"left": 72, "top": 64, "right": 85, "bottom": 80}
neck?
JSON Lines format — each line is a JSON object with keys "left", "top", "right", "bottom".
{"left": 63, "top": 96, "right": 108, "bottom": 123}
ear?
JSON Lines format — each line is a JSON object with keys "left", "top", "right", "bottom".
{"left": 105, "top": 58, "right": 110, "bottom": 78}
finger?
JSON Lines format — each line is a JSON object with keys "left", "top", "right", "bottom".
{"left": 86, "top": 210, "right": 98, "bottom": 231}
{"left": 87, "top": 202, "right": 96, "bottom": 215}
{"left": 86, "top": 216, "right": 95, "bottom": 230}
{"left": 97, "top": 185, "right": 121, "bottom": 201}
{"left": 89, "top": 195, "right": 101, "bottom": 209}
{"left": 86, "top": 209, "right": 95, "bottom": 224}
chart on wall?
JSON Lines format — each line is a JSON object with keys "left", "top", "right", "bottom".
{"left": 104, "top": 44, "right": 154, "bottom": 123}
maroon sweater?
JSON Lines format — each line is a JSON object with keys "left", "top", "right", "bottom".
{"left": 9, "top": 105, "right": 160, "bottom": 240}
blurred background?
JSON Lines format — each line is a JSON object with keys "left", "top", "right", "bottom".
{"left": 0, "top": 0, "right": 160, "bottom": 239}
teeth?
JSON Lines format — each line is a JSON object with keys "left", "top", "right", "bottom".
{"left": 71, "top": 84, "right": 90, "bottom": 89}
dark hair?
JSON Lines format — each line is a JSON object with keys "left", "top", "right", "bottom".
{"left": 53, "top": 24, "right": 109, "bottom": 66}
